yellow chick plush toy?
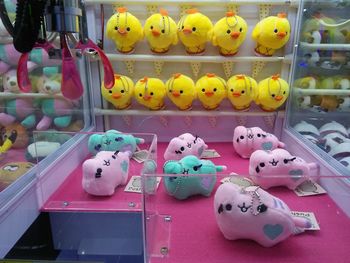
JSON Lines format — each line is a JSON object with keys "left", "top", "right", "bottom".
{"left": 177, "top": 9, "right": 213, "bottom": 55}
{"left": 252, "top": 13, "right": 291, "bottom": 56}
{"left": 255, "top": 74, "right": 289, "bottom": 111}
{"left": 293, "top": 76, "right": 321, "bottom": 109}
{"left": 227, "top": 74, "right": 258, "bottom": 110}
{"left": 195, "top": 73, "right": 227, "bottom": 110}
{"left": 106, "top": 7, "right": 143, "bottom": 53}
{"left": 144, "top": 8, "right": 178, "bottom": 53}
{"left": 134, "top": 77, "right": 166, "bottom": 110}
{"left": 211, "top": 12, "right": 248, "bottom": 56}
{"left": 166, "top": 73, "right": 196, "bottom": 110}
{"left": 101, "top": 74, "right": 134, "bottom": 110}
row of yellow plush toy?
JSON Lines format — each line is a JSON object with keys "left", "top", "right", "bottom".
{"left": 101, "top": 73, "right": 289, "bottom": 112}
{"left": 106, "top": 7, "right": 291, "bottom": 56}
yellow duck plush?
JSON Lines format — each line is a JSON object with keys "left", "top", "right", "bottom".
{"left": 293, "top": 76, "right": 321, "bottom": 109}
{"left": 101, "top": 74, "right": 134, "bottom": 110}
{"left": 177, "top": 9, "right": 213, "bottom": 55}
{"left": 134, "top": 77, "right": 166, "bottom": 110}
{"left": 144, "top": 8, "right": 178, "bottom": 53}
{"left": 252, "top": 13, "right": 291, "bottom": 56}
{"left": 106, "top": 7, "right": 143, "bottom": 53}
{"left": 211, "top": 12, "right": 248, "bottom": 56}
{"left": 255, "top": 74, "right": 289, "bottom": 111}
{"left": 166, "top": 73, "right": 196, "bottom": 110}
{"left": 195, "top": 73, "right": 226, "bottom": 110}
{"left": 227, "top": 75, "right": 258, "bottom": 110}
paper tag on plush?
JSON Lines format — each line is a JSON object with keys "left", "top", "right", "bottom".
{"left": 132, "top": 150, "right": 149, "bottom": 163}
{"left": 201, "top": 149, "right": 221, "bottom": 159}
{"left": 124, "top": 175, "right": 161, "bottom": 193}
{"left": 291, "top": 211, "right": 320, "bottom": 230}
{"left": 220, "top": 175, "right": 255, "bottom": 188}
{"left": 294, "top": 180, "right": 327, "bottom": 196}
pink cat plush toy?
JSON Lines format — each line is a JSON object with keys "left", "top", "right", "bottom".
{"left": 164, "top": 133, "right": 208, "bottom": 161}
{"left": 214, "top": 183, "right": 311, "bottom": 247}
{"left": 249, "top": 148, "right": 318, "bottom": 190}
{"left": 82, "top": 151, "right": 130, "bottom": 196}
{"left": 233, "top": 126, "right": 285, "bottom": 158}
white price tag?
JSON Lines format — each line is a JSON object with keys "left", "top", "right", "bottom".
{"left": 291, "top": 211, "right": 320, "bottom": 230}
{"left": 124, "top": 176, "right": 161, "bottom": 193}
{"left": 201, "top": 149, "right": 221, "bottom": 159}
{"left": 294, "top": 180, "right": 327, "bottom": 197}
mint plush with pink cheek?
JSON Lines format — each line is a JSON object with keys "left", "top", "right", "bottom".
{"left": 164, "top": 133, "right": 208, "bottom": 161}
{"left": 249, "top": 148, "right": 318, "bottom": 190}
{"left": 214, "top": 183, "right": 311, "bottom": 247}
{"left": 233, "top": 126, "right": 285, "bottom": 158}
{"left": 82, "top": 151, "right": 130, "bottom": 196}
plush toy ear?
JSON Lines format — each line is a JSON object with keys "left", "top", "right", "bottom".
{"left": 216, "top": 165, "right": 227, "bottom": 172}
{"left": 163, "top": 160, "right": 182, "bottom": 174}
{"left": 135, "top": 137, "right": 145, "bottom": 144}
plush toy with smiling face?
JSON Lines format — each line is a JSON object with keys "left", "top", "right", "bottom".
{"left": 134, "top": 77, "right": 166, "bottom": 110}
{"left": 177, "top": 9, "right": 213, "bottom": 55}
{"left": 101, "top": 74, "right": 134, "bottom": 110}
{"left": 195, "top": 73, "right": 227, "bottom": 110}
{"left": 165, "top": 73, "right": 196, "bottom": 110}
{"left": 255, "top": 74, "right": 289, "bottom": 111}
{"left": 211, "top": 12, "right": 248, "bottom": 56}
{"left": 227, "top": 75, "right": 258, "bottom": 110}
{"left": 144, "top": 9, "right": 178, "bottom": 53}
{"left": 252, "top": 13, "right": 291, "bottom": 56}
{"left": 214, "top": 183, "right": 312, "bottom": 247}
{"left": 106, "top": 7, "right": 143, "bottom": 53}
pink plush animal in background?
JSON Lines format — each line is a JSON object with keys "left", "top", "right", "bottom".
{"left": 233, "top": 126, "right": 285, "bottom": 158}
{"left": 214, "top": 183, "right": 311, "bottom": 247}
{"left": 164, "top": 133, "right": 208, "bottom": 161}
{"left": 82, "top": 151, "right": 130, "bottom": 196}
{"left": 249, "top": 148, "right": 318, "bottom": 190}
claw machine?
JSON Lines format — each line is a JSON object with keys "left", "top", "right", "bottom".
{"left": 0, "top": 0, "right": 349, "bottom": 263}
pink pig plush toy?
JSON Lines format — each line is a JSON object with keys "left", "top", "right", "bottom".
{"left": 82, "top": 151, "right": 130, "bottom": 196}
{"left": 249, "top": 148, "right": 318, "bottom": 190}
{"left": 214, "top": 183, "right": 311, "bottom": 247}
{"left": 164, "top": 133, "right": 208, "bottom": 161}
{"left": 233, "top": 126, "right": 285, "bottom": 158}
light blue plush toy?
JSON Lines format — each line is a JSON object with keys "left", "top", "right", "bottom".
{"left": 163, "top": 155, "right": 226, "bottom": 200}
{"left": 88, "top": 130, "right": 145, "bottom": 157}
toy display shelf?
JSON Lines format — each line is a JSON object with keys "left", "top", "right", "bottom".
{"left": 0, "top": 93, "right": 65, "bottom": 99}
{"left": 299, "top": 42, "right": 350, "bottom": 51}
{"left": 85, "top": 0, "right": 298, "bottom": 6}
{"left": 294, "top": 88, "right": 350, "bottom": 96}
{"left": 143, "top": 143, "right": 350, "bottom": 263}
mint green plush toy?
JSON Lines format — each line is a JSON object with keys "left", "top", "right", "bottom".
{"left": 163, "top": 155, "right": 226, "bottom": 200}
{"left": 88, "top": 129, "right": 145, "bottom": 157}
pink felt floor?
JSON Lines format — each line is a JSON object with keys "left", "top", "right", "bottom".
{"left": 42, "top": 142, "right": 350, "bottom": 262}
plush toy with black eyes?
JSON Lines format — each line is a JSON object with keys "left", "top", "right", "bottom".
{"left": 88, "top": 130, "right": 144, "bottom": 157}
{"left": 165, "top": 73, "right": 196, "bottom": 110}
{"left": 164, "top": 133, "right": 208, "bottom": 161}
{"left": 251, "top": 13, "right": 291, "bottom": 56}
{"left": 163, "top": 155, "right": 226, "bottom": 200}
{"left": 249, "top": 148, "right": 318, "bottom": 190}
{"left": 233, "top": 126, "right": 285, "bottom": 158}
{"left": 227, "top": 74, "right": 258, "bottom": 110}
{"left": 195, "top": 73, "right": 227, "bottom": 110}
{"left": 134, "top": 77, "right": 166, "bottom": 110}
{"left": 106, "top": 7, "right": 143, "bottom": 53}
{"left": 144, "top": 8, "right": 178, "bottom": 53}
{"left": 211, "top": 12, "right": 248, "bottom": 56}
{"left": 255, "top": 74, "right": 290, "bottom": 111}
{"left": 177, "top": 9, "right": 213, "bottom": 54}
{"left": 101, "top": 74, "right": 134, "bottom": 110}
{"left": 82, "top": 151, "right": 130, "bottom": 196}
{"left": 214, "top": 183, "right": 311, "bottom": 247}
